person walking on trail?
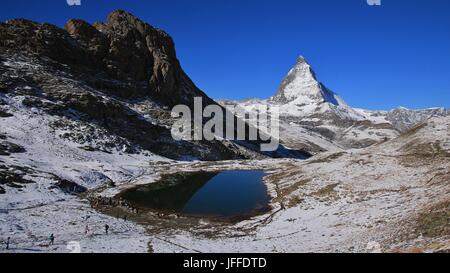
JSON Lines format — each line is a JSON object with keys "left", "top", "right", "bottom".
{"left": 85, "top": 224, "right": 90, "bottom": 236}
{"left": 105, "top": 224, "right": 109, "bottom": 235}
{"left": 49, "top": 234, "right": 54, "bottom": 246}
{"left": 5, "top": 237, "right": 10, "bottom": 250}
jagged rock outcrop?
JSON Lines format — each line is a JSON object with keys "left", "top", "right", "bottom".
{"left": 0, "top": 11, "right": 225, "bottom": 160}
{"left": 1, "top": 10, "right": 211, "bottom": 106}
{"left": 0, "top": 10, "right": 307, "bottom": 161}
{"left": 64, "top": 19, "right": 109, "bottom": 61}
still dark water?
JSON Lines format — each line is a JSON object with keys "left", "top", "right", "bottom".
{"left": 120, "top": 170, "right": 270, "bottom": 218}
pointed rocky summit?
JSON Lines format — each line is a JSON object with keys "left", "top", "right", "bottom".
{"left": 271, "top": 56, "right": 343, "bottom": 106}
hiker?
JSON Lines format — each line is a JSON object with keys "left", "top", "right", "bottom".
{"left": 6, "top": 237, "right": 10, "bottom": 250}
{"left": 85, "top": 224, "right": 90, "bottom": 235}
{"left": 49, "top": 234, "right": 54, "bottom": 246}
{"left": 105, "top": 224, "right": 109, "bottom": 235}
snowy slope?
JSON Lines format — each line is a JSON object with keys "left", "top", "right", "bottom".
{"left": 147, "top": 116, "right": 450, "bottom": 253}
{"left": 0, "top": 91, "right": 168, "bottom": 252}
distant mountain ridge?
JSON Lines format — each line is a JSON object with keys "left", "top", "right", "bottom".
{"left": 219, "top": 56, "right": 449, "bottom": 153}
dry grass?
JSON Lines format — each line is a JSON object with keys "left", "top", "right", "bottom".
{"left": 287, "top": 195, "right": 304, "bottom": 207}
{"left": 312, "top": 183, "right": 340, "bottom": 197}
{"left": 391, "top": 241, "right": 450, "bottom": 253}
{"left": 306, "top": 152, "right": 346, "bottom": 164}
{"left": 415, "top": 199, "right": 450, "bottom": 238}
{"left": 271, "top": 178, "right": 311, "bottom": 208}
{"left": 401, "top": 122, "right": 428, "bottom": 138}
{"left": 311, "top": 183, "right": 341, "bottom": 203}
{"left": 399, "top": 140, "right": 450, "bottom": 167}
{"left": 265, "top": 169, "right": 297, "bottom": 183}
{"left": 350, "top": 158, "right": 374, "bottom": 166}
{"left": 426, "top": 171, "right": 450, "bottom": 186}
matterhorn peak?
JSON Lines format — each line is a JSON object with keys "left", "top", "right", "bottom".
{"left": 292, "top": 55, "right": 314, "bottom": 75}
{"left": 270, "top": 55, "right": 343, "bottom": 106}
{"left": 297, "top": 55, "right": 306, "bottom": 63}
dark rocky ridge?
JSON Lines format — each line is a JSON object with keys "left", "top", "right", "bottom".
{"left": 1, "top": 10, "right": 211, "bottom": 107}
{"left": 0, "top": 10, "right": 309, "bottom": 160}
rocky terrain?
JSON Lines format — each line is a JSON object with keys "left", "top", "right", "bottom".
{"left": 0, "top": 11, "right": 448, "bottom": 253}
{"left": 0, "top": 10, "right": 304, "bottom": 162}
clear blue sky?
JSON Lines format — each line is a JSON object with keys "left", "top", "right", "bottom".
{"left": 1, "top": 0, "right": 449, "bottom": 110}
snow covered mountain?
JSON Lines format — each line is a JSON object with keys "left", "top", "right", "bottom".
{"left": 271, "top": 56, "right": 346, "bottom": 106}
{"left": 219, "top": 56, "right": 448, "bottom": 154}
{"left": 385, "top": 107, "right": 449, "bottom": 132}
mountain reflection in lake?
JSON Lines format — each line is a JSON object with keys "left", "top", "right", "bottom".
{"left": 120, "top": 170, "right": 270, "bottom": 218}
